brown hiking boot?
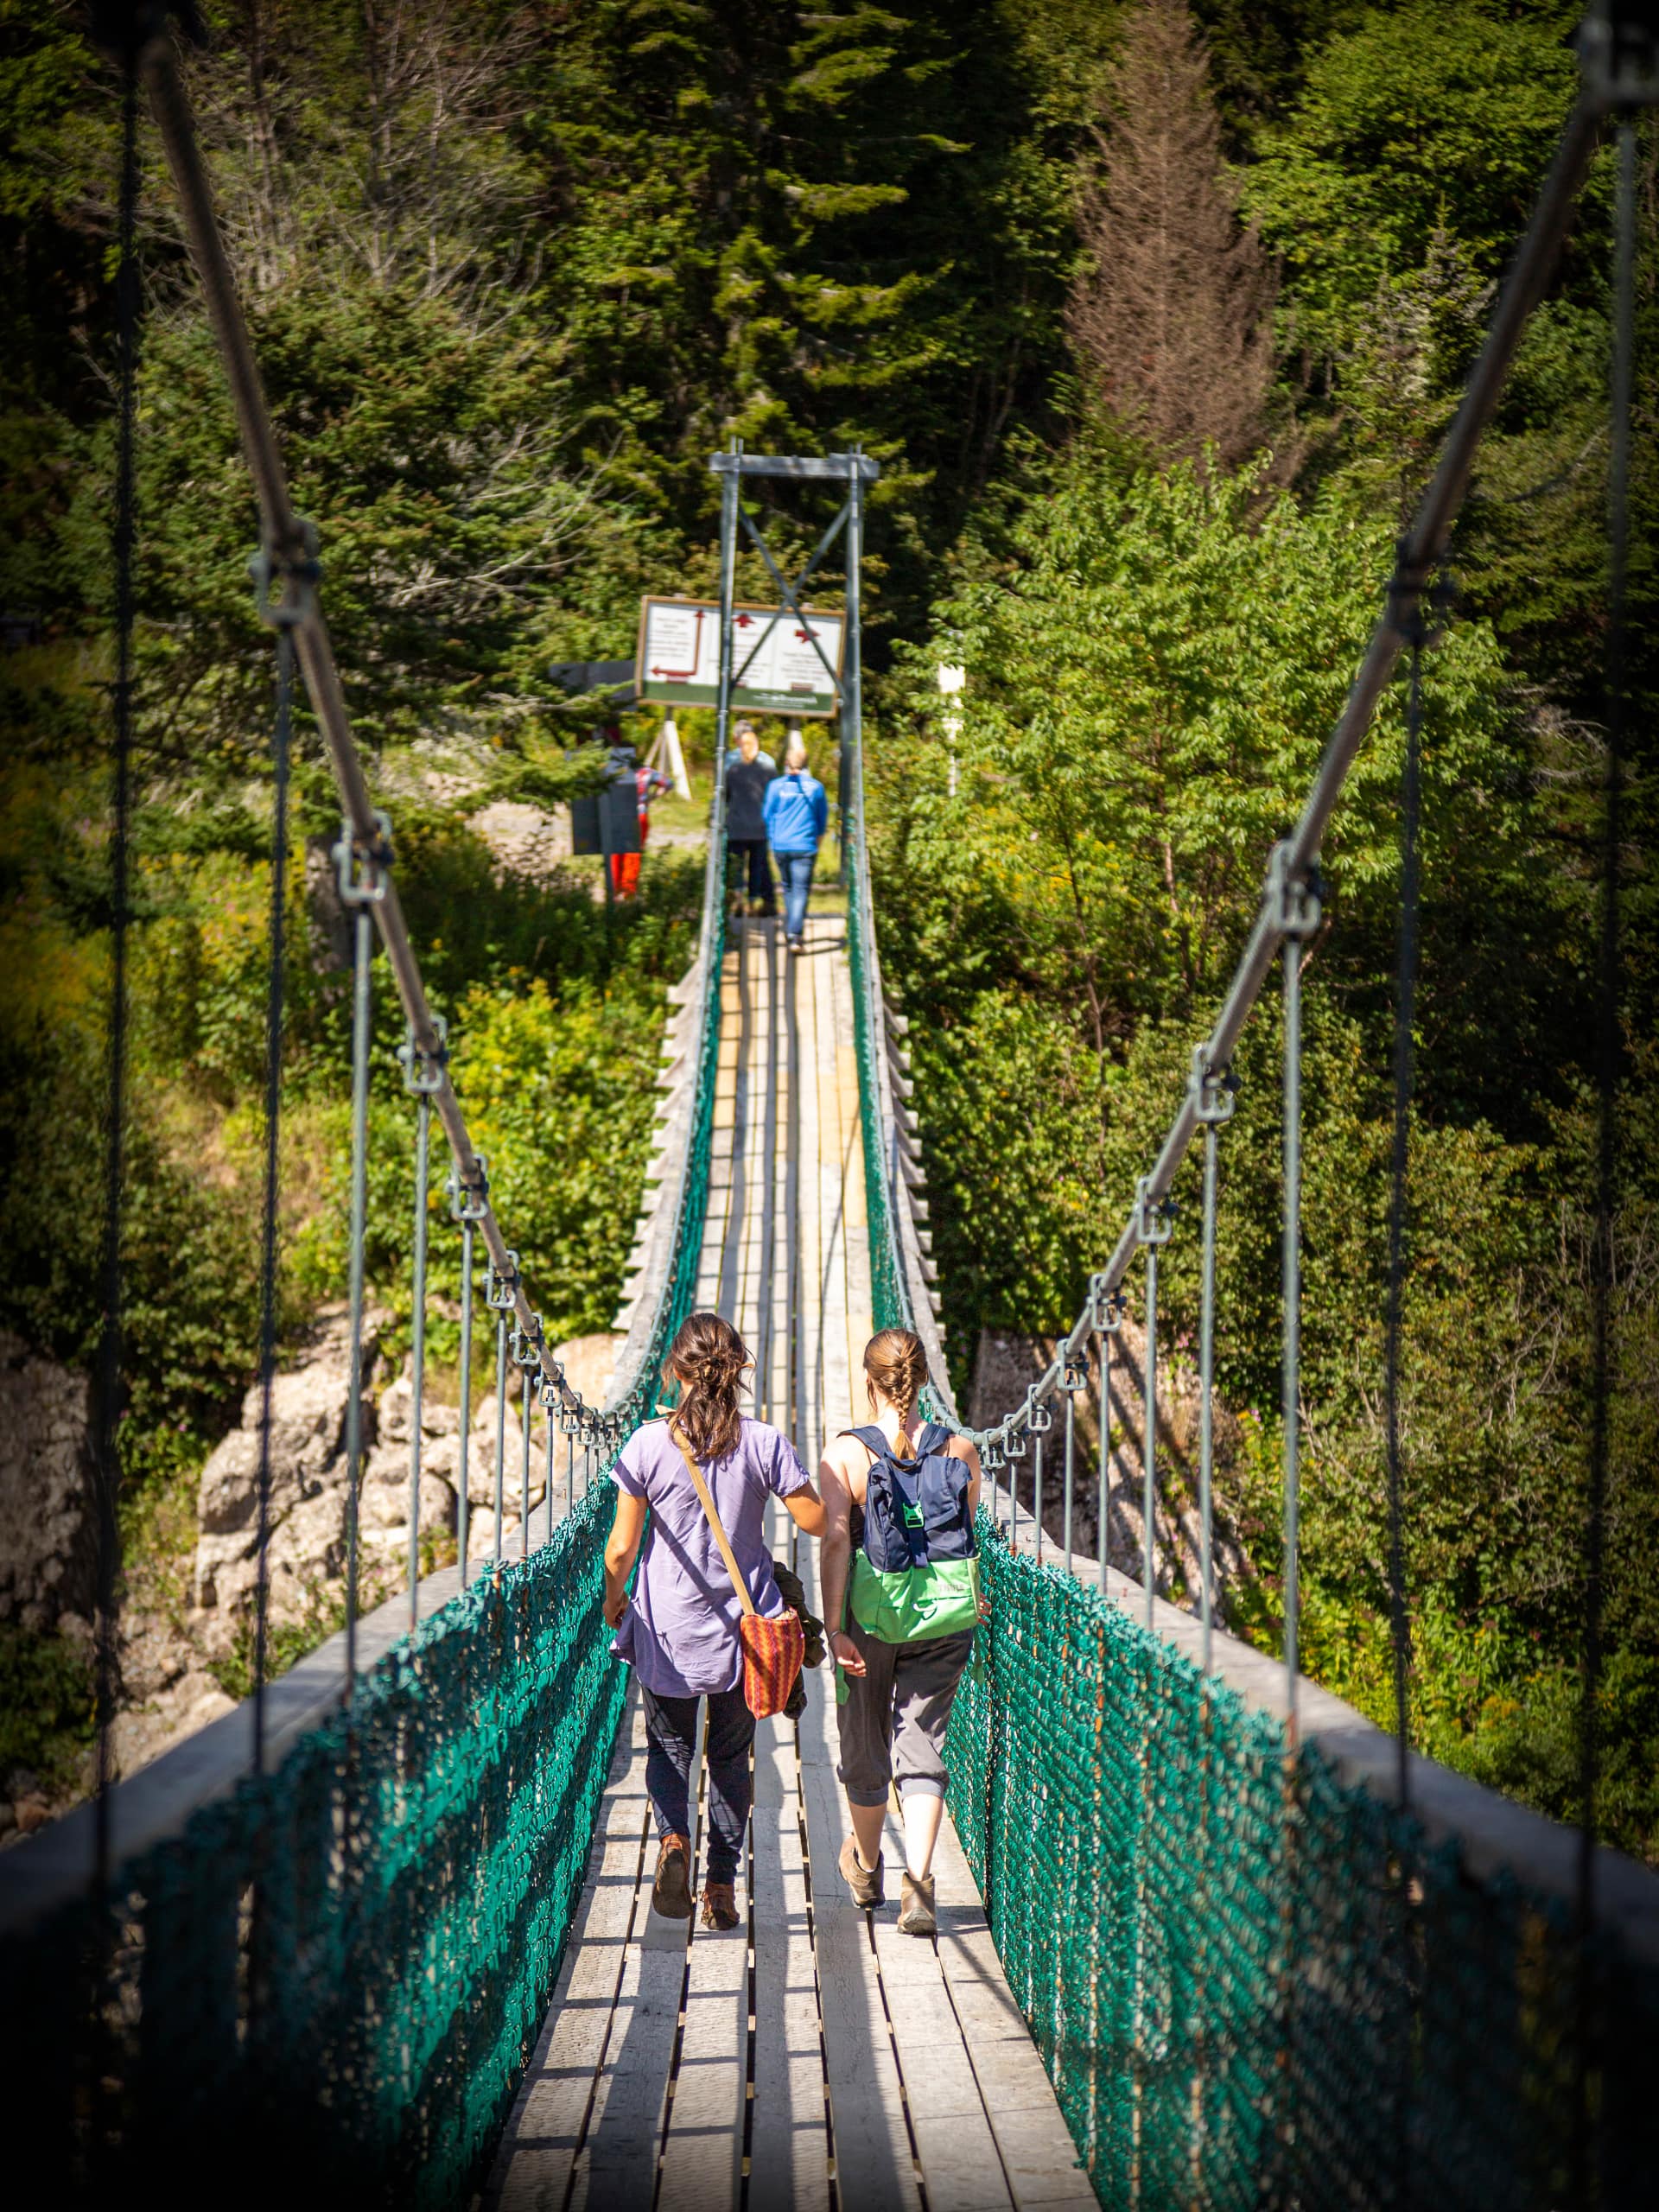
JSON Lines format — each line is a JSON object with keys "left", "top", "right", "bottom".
{"left": 700, "top": 1881, "right": 740, "bottom": 1931}
{"left": 897, "top": 1870, "right": 937, "bottom": 1936}
{"left": 652, "top": 1833, "right": 693, "bottom": 1919}
{"left": 839, "top": 1833, "right": 884, "bottom": 1909}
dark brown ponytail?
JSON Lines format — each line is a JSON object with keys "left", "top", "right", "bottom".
{"left": 666, "top": 1311, "right": 749, "bottom": 1463}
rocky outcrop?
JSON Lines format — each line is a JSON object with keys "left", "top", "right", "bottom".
{"left": 194, "top": 1305, "right": 385, "bottom": 1630}
{"left": 969, "top": 1325, "right": 1250, "bottom": 1610}
{"left": 191, "top": 1319, "right": 618, "bottom": 1646}
{"left": 0, "top": 1332, "right": 99, "bottom": 1637}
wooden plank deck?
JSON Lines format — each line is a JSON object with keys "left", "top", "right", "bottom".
{"left": 486, "top": 915, "right": 1090, "bottom": 2212}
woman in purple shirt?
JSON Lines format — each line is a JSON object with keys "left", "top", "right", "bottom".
{"left": 602, "top": 1312, "right": 825, "bottom": 1929}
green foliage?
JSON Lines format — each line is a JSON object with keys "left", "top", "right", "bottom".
{"left": 0, "top": 1624, "right": 93, "bottom": 1796}
{"left": 1245, "top": 2, "right": 1582, "bottom": 359}
{"left": 210, "top": 1581, "right": 352, "bottom": 1707}
{"left": 872, "top": 431, "right": 1656, "bottom": 1859}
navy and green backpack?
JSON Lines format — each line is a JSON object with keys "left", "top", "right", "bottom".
{"left": 845, "top": 1422, "right": 979, "bottom": 1644}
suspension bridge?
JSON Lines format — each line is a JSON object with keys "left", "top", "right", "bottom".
{"left": 3, "top": 10, "right": 1658, "bottom": 2209}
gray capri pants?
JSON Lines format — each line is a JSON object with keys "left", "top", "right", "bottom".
{"left": 835, "top": 1615, "right": 976, "bottom": 1808}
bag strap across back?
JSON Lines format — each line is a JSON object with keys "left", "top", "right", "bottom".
{"left": 670, "top": 1420, "right": 757, "bottom": 1618}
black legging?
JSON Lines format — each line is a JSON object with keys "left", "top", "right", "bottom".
{"left": 728, "top": 836, "right": 775, "bottom": 908}
{"left": 640, "top": 1684, "right": 753, "bottom": 1883}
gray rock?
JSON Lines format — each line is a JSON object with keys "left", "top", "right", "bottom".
{"left": 378, "top": 1373, "right": 461, "bottom": 1444}
{"left": 0, "top": 1332, "right": 99, "bottom": 1633}
{"left": 194, "top": 1306, "right": 382, "bottom": 1624}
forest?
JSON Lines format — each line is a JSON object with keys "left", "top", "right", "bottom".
{"left": 1, "top": 1, "right": 1655, "bottom": 1858}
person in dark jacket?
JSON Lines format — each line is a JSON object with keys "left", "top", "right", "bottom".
{"left": 762, "top": 737, "right": 829, "bottom": 950}
{"left": 725, "top": 723, "right": 777, "bottom": 916}
{"left": 723, "top": 717, "right": 774, "bottom": 772}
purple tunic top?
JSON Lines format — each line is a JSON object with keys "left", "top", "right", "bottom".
{"left": 611, "top": 1416, "right": 812, "bottom": 1696}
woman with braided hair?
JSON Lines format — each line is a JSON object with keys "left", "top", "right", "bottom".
{"left": 603, "top": 1312, "right": 825, "bottom": 1929}
{"left": 818, "top": 1327, "right": 988, "bottom": 1936}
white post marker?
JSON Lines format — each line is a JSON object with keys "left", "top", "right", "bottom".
{"left": 937, "top": 662, "right": 965, "bottom": 798}
{"left": 661, "top": 715, "right": 692, "bottom": 800}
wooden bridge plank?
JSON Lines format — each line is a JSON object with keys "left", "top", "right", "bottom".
{"left": 748, "top": 1719, "right": 832, "bottom": 2212}
{"left": 490, "top": 908, "right": 1093, "bottom": 2212}
{"left": 657, "top": 1874, "right": 747, "bottom": 2209}
{"left": 792, "top": 1521, "right": 920, "bottom": 2212}
{"left": 566, "top": 1707, "right": 699, "bottom": 2212}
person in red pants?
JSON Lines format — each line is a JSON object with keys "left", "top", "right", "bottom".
{"left": 611, "top": 753, "right": 671, "bottom": 899}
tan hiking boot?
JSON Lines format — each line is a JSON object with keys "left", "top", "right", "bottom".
{"left": 652, "top": 1833, "right": 693, "bottom": 1919}
{"left": 839, "top": 1833, "right": 884, "bottom": 1909}
{"left": 898, "top": 1870, "right": 937, "bottom": 1936}
{"left": 701, "top": 1882, "right": 740, "bottom": 1931}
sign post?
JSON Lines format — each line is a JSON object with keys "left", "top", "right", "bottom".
{"left": 637, "top": 597, "right": 846, "bottom": 718}
{"left": 702, "top": 444, "right": 880, "bottom": 881}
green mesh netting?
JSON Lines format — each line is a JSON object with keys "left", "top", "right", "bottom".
{"left": 844, "top": 786, "right": 909, "bottom": 1342}
{"left": 848, "top": 807, "right": 1659, "bottom": 2208}
{"left": 944, "top": 1535, "right": 1658, "bottom": 2209}
{"left": 0, "top": 902, "right": 725, "bottom": 2205}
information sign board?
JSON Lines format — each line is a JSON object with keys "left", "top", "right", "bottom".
{"left": 635, "top": 596, "right": 845, "bottom": 718}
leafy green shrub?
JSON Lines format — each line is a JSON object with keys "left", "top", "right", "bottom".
{"left": 0, "top": 1624, "right": 93, "bottom": 1796}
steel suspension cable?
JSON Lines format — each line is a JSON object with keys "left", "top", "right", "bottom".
{"left": 340, "top": 849, "right": 378, "bottom": 1694}
{"left": 1096, "top": 1326, "right": 1109, "bottom": 1585}
{"left": 1142, "top": 1248, "right": 1159, "bottom": 1629}
{"left": 1192, "top": 1050, "right": 1235, "bottom": 1675}
{"left": 1198, "top": 1129, "right": 1218, "bottom": 1672}
{"left": 92, "top": 27, "right": 142, "bottom": 1891}
{"left": 1383, "top": 613, "right": 1426, "bottom": 1800}
{"left": 400, "top": 1023, "right": 443, "bottom": 1630}
{"left": 251, "top": 627, "right": 293, "bottom": 1769}
{"left": 1276, "top": 855, "right": 1321, "bottom": 1737}
{"left": 889, "top": 38, "right": 1639, "bottom": 1500}
{"left": 1580, "top": 94, "right": 1637, "bottom": 1959}
{"left": 1063, "top": 1387, "right": 1076, "bottom": 1578}
{"left": 130, "top": 22, "right": 716, "bottom": 1446}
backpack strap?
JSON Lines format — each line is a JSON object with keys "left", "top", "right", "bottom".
{"left": 841, "top": 1423, "right": 951, "bottom": 1467}
{"left": 839, "top": 1425, "right": 893, "bottom": 1459}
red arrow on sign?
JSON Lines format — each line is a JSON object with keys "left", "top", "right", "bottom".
{"left": 650, "top": 606, "right": 704, "bottom": 681}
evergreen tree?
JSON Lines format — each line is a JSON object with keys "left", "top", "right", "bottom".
{"left": 1066, "top": 0, "right": 1277, "bottom": 469}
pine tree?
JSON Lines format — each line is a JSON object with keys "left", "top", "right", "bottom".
{"left": 1066, "top": 0, "right": 1276, "bottom": 470}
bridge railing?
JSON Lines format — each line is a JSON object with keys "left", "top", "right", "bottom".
{"left": 0, "top": 19, "right": 730, "bottom": 2200}
{"left": 846, "top": 16, "right": 1659, "bottom": 2206}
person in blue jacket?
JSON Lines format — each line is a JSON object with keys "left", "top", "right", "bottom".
{"left": 761, "top": 736, "right": 829, "bottom": 952}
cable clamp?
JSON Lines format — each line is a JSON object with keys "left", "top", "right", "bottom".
{"left": 559, "top": 1403, "right": 584, "bottom": 1437}
{"left": 448, "top": 1153, "right": 489, "bottom": 1224}
{"left": 486, "top": 1251, "right": 520, "bottom": 1311}
{"left": 398, "top": 1014, "right": 448, "bottom": 1096}
{"left": 537, "top": 1369, "right": 566, "bottom": 1413}
{"left": 1026, "top": 1389, "right": 1053, "bottom": 1436}
{"left": 1580, "top": 10, "right": 1659, "bottom": 112}
{"left": 248, "top": 519, "right": 321, "bottom": 631}
{"left": 1388, "top": 537, "right": 1459, "bottom": 651}
{"left": 334, "top": 810, "right": 393, "bottom": 906}
{"left": 1059, "top": 1355, "right": 1089, "bottom": 1395}
{"left": 510, "top": 1314, "right": 544, "bottom": 1370}
{"left": 1088, "top": 1274, "right": 1126, "bottom": 1335}
{"left": 1190, "top": 1046, "right": 1238, "bottom": 1127}
{"left": 1003, "top": 1422, "right": 1027, "bottom": 1461}
{"left": 1264, "top": 842, "right": 1322, "bottom": 941}
{"left": 1133, "top": 1176, "right": 1174, "bottom": 1248}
